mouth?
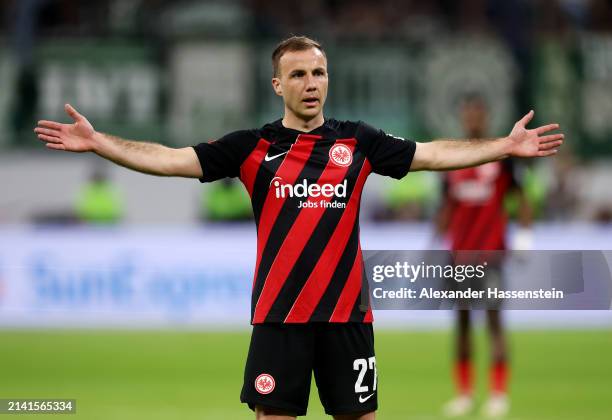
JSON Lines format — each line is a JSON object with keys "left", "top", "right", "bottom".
{"left": 302, "top": 98, "right": 319, "bottom": 106}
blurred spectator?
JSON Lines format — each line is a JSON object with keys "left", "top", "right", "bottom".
{"left": 202, "top": 178, "right": 252, "bottom": 222}
{"left": 544, "top": 149, "right": 579, "bottom": 220}
{"left": 374, "top": 172, "right": 438, "bottom": 221}
{"left": 503, "top": 162, "right": 547, "bottom": 220}
{"left": 531, "top": 0, "right": 580, "bottom": 153}
{"left": 589, "top": 0, "right": 612, "bottom": 32}
{"left": 75, "top": 165, "right": 123, "bottom": 224}
{"left": 8, "top": 0, "right": 48, "bottom": 146}
{"left": 394, "top": 1, "right": 444, "bottom": 42}
{"left": 455, "top": 0, "right": 492, "bottom": 33}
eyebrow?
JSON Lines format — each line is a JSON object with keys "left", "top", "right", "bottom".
{"left": 289, "top": 67, "right": 326, "bottom": 75}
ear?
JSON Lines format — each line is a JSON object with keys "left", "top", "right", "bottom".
{"left": 271, "top": 77, "right": 283, "bottom": 97}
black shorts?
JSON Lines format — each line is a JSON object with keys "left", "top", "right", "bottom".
{"left": 240, "top": 322, "right": 377, "bottom": 416}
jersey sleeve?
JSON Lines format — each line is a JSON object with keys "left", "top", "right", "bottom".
{"left": 192, "top": 130, "right": 258, "bottom": 183}
{"left": 355, "top": 121, "right": 416, "bottom": 179}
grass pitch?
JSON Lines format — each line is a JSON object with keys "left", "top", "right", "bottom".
{"left": 0, "top": 328, "right": 610, "bottom": 419}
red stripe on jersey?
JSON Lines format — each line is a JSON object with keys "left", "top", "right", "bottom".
{"left": 251, "top": 138, "right": 316, "bottom": 289}
{"left": 363, "top": 306, "right": 373, "bottom": 323}
{"left": 240, "top": 138, "right": 271, "bottom": 197}
{"left": 253, "top": 140, "right": 356, "bottom": 323}
{"left": 329, "top": 244, "right": 364, "bottom": 322}
{"left": 284, "top": 159, "right": 371, "bottom": 322}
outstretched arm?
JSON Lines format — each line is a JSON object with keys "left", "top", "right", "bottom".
{"left": 410, "top": 111, "right": 563, "bottom": 171}
{"left": 35, "top": 104, "right": 203, "bottom": 178}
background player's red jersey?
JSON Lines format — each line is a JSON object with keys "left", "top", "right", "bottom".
{"left": 443, "top": 160, "right": 519, "bottom": 251}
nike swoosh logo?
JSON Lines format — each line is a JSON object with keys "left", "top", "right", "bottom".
{"left": 264, "top": 151, "right": 288, "bottom": 161}
{"left": 358, "top": 393, "right": 375, "bottom": 403}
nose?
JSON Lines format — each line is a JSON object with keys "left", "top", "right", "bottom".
{"left": 305, "top": 74, "right": 317, "bottom": 91}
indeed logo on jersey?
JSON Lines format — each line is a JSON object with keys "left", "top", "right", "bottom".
{"left": 271, "top": 177, "right": 347, "bottom": 198}
{"left": 270, "top": 177, "right": 347, "bottom": 208}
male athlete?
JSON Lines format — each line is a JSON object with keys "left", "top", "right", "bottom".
{"left": 35, "top": 36, "right": 562, "bottom": 419}
{"left": 438, "top": 94, "right": 532, "bottom": 418}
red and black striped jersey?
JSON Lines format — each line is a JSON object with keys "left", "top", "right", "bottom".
{"left": 193, "top": 119, "right": 416, "bottom": 324}
{"left": 443, "top": 160, "right": 520, "bottom": 251}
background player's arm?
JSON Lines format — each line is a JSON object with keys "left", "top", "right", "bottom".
{"left": 515, "top": 188, "right": 532, "bottom": 227}
{"left": 35, "top": 104, "right": 203, "bottom": 178}
{"left": 509, "top": 165, "right": 534, "bottom": 249}
{"left": 429, "top": 176, "right": 455, "bottom": 249}
{"left": 411, "top": 111, "right": 563, "bottom": 171}
{"left": 434, "top": 178, "right": 454, "bottom": 237}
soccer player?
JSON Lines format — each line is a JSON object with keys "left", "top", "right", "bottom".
{"left": 438, "top": 94, "right": 532, "bottom": 418}
{"left": 34, "top": 36, "right": 562, "bottom": 420}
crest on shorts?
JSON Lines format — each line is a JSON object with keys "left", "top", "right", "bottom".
{"left": 329, "top": 144, "right": 353, "bottom": 167}
{"left": 255, "top": 373, "right": 276, "bottom": 394}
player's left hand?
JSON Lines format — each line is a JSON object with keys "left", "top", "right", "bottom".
{"left": 506, "top": 110, "right": 564, "bottom": 158}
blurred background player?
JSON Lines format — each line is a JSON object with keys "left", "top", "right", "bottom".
{"left": 437, "top": 94, "right": 533, "bottom": 418}
{"left": 75, "top": 163, "right": 124, "bottom": 224}
{"left": 201, "top": 178, "right": 253, "bottom": 222}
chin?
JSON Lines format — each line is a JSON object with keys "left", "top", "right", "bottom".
{"left": 300, "top": 107, "right": 321, "bottom": 119}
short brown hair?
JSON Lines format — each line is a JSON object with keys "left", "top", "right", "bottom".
{"left": 271, "top": 36, "right": 326, "bottom": 77}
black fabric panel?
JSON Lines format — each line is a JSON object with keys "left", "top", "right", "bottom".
{"left": 309, "top": 223, "right": 360, "bottom": 322}
{"left": 193, "top": 129, "right": 259, "bottom": 182}
{"left": 355, "top": 121, "right": 416, "bottom": 179}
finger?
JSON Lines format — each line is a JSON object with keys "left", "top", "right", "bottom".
{"left": 46, "top": 143, "right": 66, "bottom": 151}
{"left": 517, "top": 110, "right": 534, "bottom": 127}
{"left": 37, "top": 133, "right": 63, "bottom": 143}
{"left": 64, "top": 103, "right": 83, "bottom": 122}
{"left": 37, "top": 120, "right": 63, "bottom": 130}
{"left": 539, "top": 140, "right": 563, "bottom": 150}
{"left": 539, "top": 133, "right": 564, "bottom": 143}
{"left": 537, "top": 149, "right": 558, "bottom": 157}
{"left": 34, "top": 127, "right": 61, "bottom": 138}
{"left": 535, "top": 123, "right": 560, "bottom": 135}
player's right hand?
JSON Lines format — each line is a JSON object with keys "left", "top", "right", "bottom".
{"left": 34, "top": 104, "right": 96, "bottom": 153}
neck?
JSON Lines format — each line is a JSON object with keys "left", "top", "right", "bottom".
{"left": 469, "top": 129, "right": 485, "bottom": 138}
{"left": 282, "top": 111, "right": 325, "bottom": 133}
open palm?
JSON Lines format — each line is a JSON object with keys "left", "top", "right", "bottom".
{"left": 35, "top": 104, "right": 96, "bottom": 152}
{"left": 507, "top": 110, "right": 564, "bottom": 158}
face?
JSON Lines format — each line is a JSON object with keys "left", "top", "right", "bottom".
{"left": 461, "top": 98, "right": 488, "bottom": 136}
{"left": 272, "top": 48, "right": 328, "bottom": 122}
